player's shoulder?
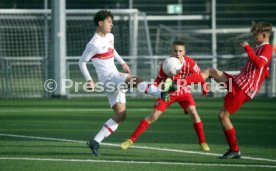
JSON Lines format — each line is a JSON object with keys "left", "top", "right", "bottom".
{"left": 256, "top": 43, "right": 273, "bottom": 55}
{"left": 89, "top": 33, "right": 98, "bottom": 44}
{"left": 89, "top": 33, "right": 104, "bottom": 47}
{"left": 258, "top": 43, "right": 272, "bottom": 49}
{"left": 106, "top": 33, "right": 114, "bottom": 39}
{"left": 184, "top": 55, "right": 192, "bottom": 59}
{"left": 263, "top": 43, "right": 273, "bottom": 49}
{"left": 107, "top": 33, "right": 114, "bottom": 37}
{"left": 183, "top": 55, "right": 195, "bottom": 62}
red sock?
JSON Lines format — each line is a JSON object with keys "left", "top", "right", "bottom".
{"left": 193, "top": 121, "right": 206, "bottom": 144}
{"left": 224, "top": 128, "right": 239, "bottom": 151}
{"left": 130, "top": 119, "right": 150, "bottom": 142}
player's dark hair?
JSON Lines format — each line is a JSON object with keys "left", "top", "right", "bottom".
{"left": 94, "top": 10, "right": 113, "bottom": 26}
{"left": 172, "top": 40, "right": 185, "bottom": 46}
{"left": 251, "top": 21, "right": 273, "bottom": 34}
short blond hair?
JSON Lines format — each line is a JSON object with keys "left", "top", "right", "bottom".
{"left": 251, "top": 21, "right": 272, "bottom": 34}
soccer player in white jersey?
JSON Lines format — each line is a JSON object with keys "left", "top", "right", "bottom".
{"left": 79, "top": 10, "right": 174, "bottom": 156}
{"left": 200, "top": 21, "right": 273, "bottom": 159}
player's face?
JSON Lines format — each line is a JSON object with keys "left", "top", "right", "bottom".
{"left": 99, "top": 17, "right": 113, "bottom": 34}
{"left": 253, "top": 32, "right": 266, "bottom": 44}
{"left": 171, "top": 45, "right": 186, "bottom": 63}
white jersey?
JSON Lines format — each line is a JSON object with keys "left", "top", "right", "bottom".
{"left": 79, "top": 32, "right": 125, "bottom": 83}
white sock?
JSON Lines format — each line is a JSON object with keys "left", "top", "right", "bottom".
{"left": 94, "top": 118, "right": 119, "bottom": 143}
{"left": 137, "top": 81, "right": 161, "bottom": 98}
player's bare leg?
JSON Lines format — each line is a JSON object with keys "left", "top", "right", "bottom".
{"left": 88, "top": 103, "right": 126, "bottom": 156}
{"left": 145, "top": 109, "right": 163, "bottom": 124}
{"left": 111, "top": 103, "right": 127, "bottom": 124}
{"left": 120, "top": 110, "right": 163, "bottom": 150}
{"left": 218, "top": 109, "right": 233, "bottom": 130}
{"left": 218, "top": 109, "right": 241, "bottom": 159}
{"left": 186, "top": 106, "right": 210, "bottom": 151}
{"left": 125, "top": 75, "right": 173, "bottom": 101}
{"left": 125, "top": 75, "right": 143, "bottom": 86}
{"left": 201, "top": 68, "right": 228, "bottom": 83}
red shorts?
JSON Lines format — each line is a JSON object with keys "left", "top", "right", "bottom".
{"left": 154, "top": 92, "right": 195, "bottom": 113}
{"left": 224, "top": 73, "right": 251, "bottom": 114}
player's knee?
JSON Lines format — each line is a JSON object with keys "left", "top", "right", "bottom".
{"left": 135, "top": 76, "right": 143, "bottom": 84}
{"left": 186, "top": 107, "right": 197, "bottom": 116}
{"left": 218, "top": 111, "right": 228, "bottom": 121}
{"left": 126, "top": 76, "right": 143, "bottom": 87}
{"left": 207, "top": 68, "right": 217, "bottom": 77}
{"left": 202, "top": 68, "right": 212, "bottom": 79}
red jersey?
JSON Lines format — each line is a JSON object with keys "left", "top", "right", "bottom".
{"left": 231, "top": 43, "right": 273, "bottom": 99}
{"left": 154, "top": 56, "right": 201, "bottom": 95}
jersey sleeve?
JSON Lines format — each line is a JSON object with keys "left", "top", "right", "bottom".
{"left": 114, "top": 50, "right": 126, "bottom": 65}
{"left": 80, "top": 42, "right": 97, "bottom": 62}
{"left": 109, "top": 33, "right": 125, "bottom": 64}
{"left": 244, "top": 44, "right": 273, "bottom": 69}
{"left": 188, "top": 58, "right": 201, "bottom": 74}
{"left": 154, "top": 63, "right": 167, "bottom": 86}
{"left": 79, "top": 58, "right": 93, "bottom": 81}
{"left": 78, "top": 43, "right": 97, "bottom": 81}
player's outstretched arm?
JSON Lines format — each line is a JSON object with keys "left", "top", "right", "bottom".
{"left": 241, "top": 41, "right": 272, "bottom": 69}
{"left": 78, "top": 58, "right": 93, "bottom": 82}
{"left": 114, "top": 50, "right": 131, "bottom": 74}
{"left": 121, "top": 63, "right": 131, "bottom": 74}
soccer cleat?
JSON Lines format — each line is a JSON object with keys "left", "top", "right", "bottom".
{"left": 161, "top": 78, "right": 177, "bottom": 102}
{"left": 163, "top": 78, "right": 173, "bottom": 92}
{"left": 219, "top": 150, "right": 241, "bottom": 159}
{"left": 160, "top": 92, "right": 170, "bottom": 102}
{"left": 170, "top": 81, "right": 178, "bottom": 92}
{"left": 87, "top": 139, "right": 100, "bottom": 156}
{"left": 200, "top": 143, "right": 210, "bottom": 152}
{"left": 120, "top": 139, "right": 133, "bottom": 150}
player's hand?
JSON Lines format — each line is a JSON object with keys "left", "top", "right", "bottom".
{"left": 122, "top": 63, "right": 131, "bottom": 74}
{"left": 240, "top": 41, "right": 249, "bottom": 47}
{"left": 86, "top": 80, "right": 95, "bottom": 91}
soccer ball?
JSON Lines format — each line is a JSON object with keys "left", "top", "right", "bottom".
{"left": 162, "top": 57, "right": 182, "bottom": 76}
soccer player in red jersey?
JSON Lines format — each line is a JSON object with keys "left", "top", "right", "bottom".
{"left": 201, "top": 21, "right": 273, "bottom": 159}
{"left": 120, "top": 40, "right": 210, "bottom": 151}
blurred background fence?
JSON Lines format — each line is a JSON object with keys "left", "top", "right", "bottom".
{"left": 0, "top": 0, "right": 275, "bottom": 99}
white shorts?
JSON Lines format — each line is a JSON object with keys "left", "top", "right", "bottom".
{"left": 104, "top": 72, "right": 129, "bottom": 108}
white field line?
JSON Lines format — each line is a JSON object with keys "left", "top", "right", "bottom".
{"left": 0, "top": 157, "right": 276, "bottom": 168}
{"left": 2, "top": 108, "right": 275, "bottom": 113}
{"left": 0, "top": 133, "right": 276, "bottom": 164}
{"left": 0, "top": 108, "right": 151, "bottom": 112}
